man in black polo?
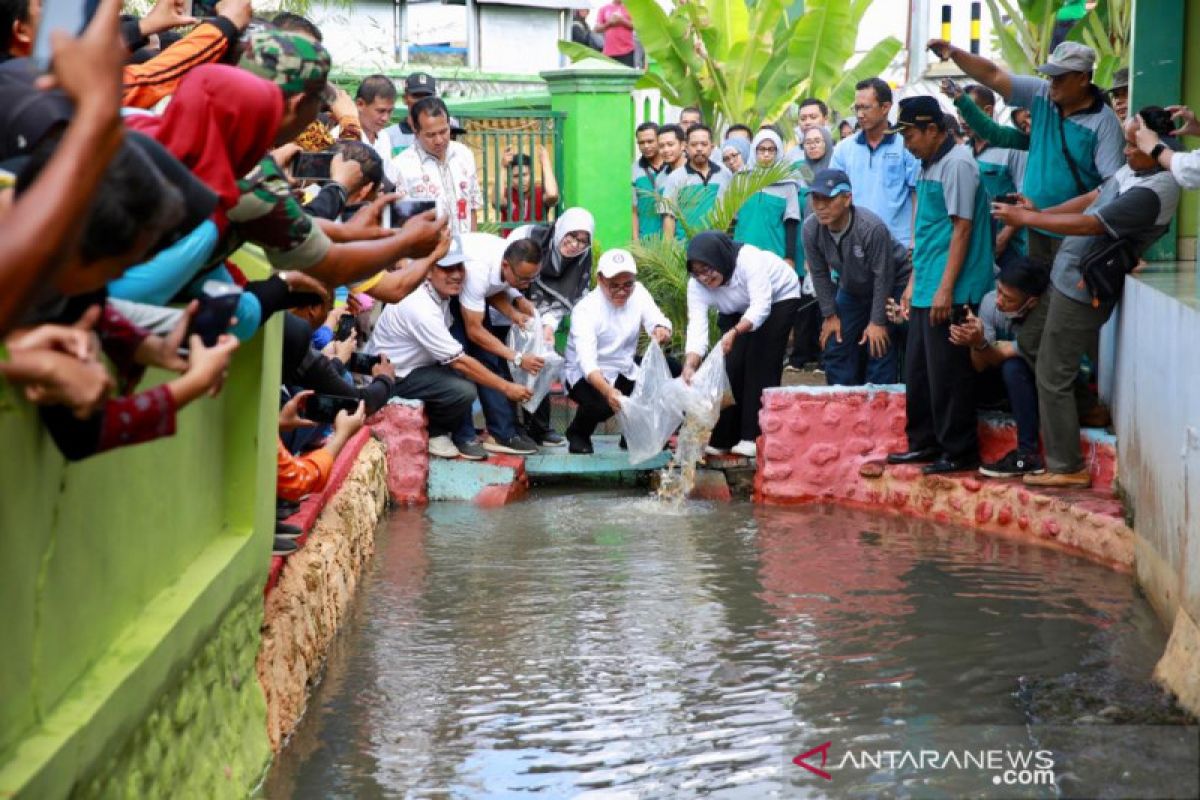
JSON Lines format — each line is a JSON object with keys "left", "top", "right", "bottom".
{"left": 382, "top": 71, "right": 436, "bottom": 162}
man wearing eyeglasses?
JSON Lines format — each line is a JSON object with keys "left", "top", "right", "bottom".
{"left": 562, "top": 249, "right": 675, "bottom": 454}
{"left": 829, "top": 77, "right": 920, "bottom": 249}
{"left": 447, "top": 232, "right": 546, "bottom": 456}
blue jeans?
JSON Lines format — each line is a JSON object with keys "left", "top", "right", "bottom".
{"left": 448, "top": 300, "right": 519, "bottom": 444}
{"left": 1000, "top": 356, "right": 1039, "bottom": 454}
{"left": 822, "top": 289, "right": 899, "bottom": 386}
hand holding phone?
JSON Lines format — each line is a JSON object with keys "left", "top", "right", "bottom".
{"left": 387, "top": 200, "right": 438, "bottom": 230}
{"left": 347, "top": 352, "right": 382, "bottom": 374}
{"left": 291, "top": 152, "right": 334, "bottom": 181}
{"left": 33, "top": 0, "right": 102, "bottom": 70}
{"left": 189, "top": 281, "right": 242, "bottom": 347}
{"left": 334, "top": 314, "right": 356, "bottom": 342}
{"left": 301, "top": 393, "right": 360, "bottom": 425}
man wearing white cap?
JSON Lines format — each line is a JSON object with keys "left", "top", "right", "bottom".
{"left": 368, "top": 238, "right": 533, "bottom": 460}
{"left": 562, "top": 249, "right": 675, "bottom": 454}
{"left": 927, "top": 38, "right": 1124, "bottom": 265}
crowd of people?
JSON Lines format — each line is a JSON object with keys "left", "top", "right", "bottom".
{"left": 0, "top": 0, "right": 1190, "bottom": 557}
{"left": 628, "top": 39, "right": 1187, "bottom": 488}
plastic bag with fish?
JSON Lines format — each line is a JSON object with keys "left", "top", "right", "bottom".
{"left": 506, "top": 311, "right": 564, "bottom": 413}
{"left": 615, "top": 339, "right": 683, "bottom": 465}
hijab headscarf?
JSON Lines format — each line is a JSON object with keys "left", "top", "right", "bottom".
{"left": 126, "top": 64, "right": 284, "bottom": 228}
{"left": 750, "top": 129, "right": 783, "bottom": 167}
{"left": 686, "top": 231, "right": 743, "bottom": 286}
{"left": 802, "top": 125, "right": 834, "bottom": 174}
{"left": 526, "top": 207, "right": 596, "bottom": 311}
{"left": 720, "top": 137, "right": 752, "bottom": 171}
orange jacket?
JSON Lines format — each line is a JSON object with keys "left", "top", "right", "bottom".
{"left": 122, "top": 17, "right": 241, "bottom": 109}
{"left": 276, "top": 439, "right": 335, "bottom": 502}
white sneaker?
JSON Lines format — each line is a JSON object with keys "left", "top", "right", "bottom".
{"left": 731, "top": 440, "right": 757, "bottom": 458}
{"left": 704, "top": 445, "right": 730, "bottom": 457}
{"left": 427, "top": 434, "right": 460, "bottom": 459}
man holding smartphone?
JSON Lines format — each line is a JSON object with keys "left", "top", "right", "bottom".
{"left": 886, "top": 96, "right": 994, "bottom": 476}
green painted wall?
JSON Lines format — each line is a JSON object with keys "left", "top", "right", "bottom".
{"left": 543, "top": 58, "right": 641, "bottom": 249}
{"left": 1177, "top": 0, "right": 1200, "bottom": 264}
{"left": 0, "top": 296, "right": 281, "bottom": 797}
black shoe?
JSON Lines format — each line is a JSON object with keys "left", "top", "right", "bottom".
{"left": 532, "top": 430, "right": 567, "bottom": 447}
{"left": 566, "top": 430, "right": 594, "bottom": 454}
{"left": 276, "top": 522, "right": 303, "bottom": 539}
{"left": 922, "top": 455, "right": 982, "bottom": 475}
{"left": 979, "top": 450, "right": 1045, "bottom": 478}
{"left": 276, "top": 499, "right": 300, "bottom": 521}
{"left": 618, "top": 436, "right": 627, "bottom": 450}
{"left": 273, "top": 536, "right": 299, "bottom": 556}
{"left": 483, "top": 433, "right": 539, "bottom": 455}
{"left": 886, "top": 447, "right": 941, "bottom": 465}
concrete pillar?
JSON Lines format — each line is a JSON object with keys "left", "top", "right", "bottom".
{"left": 542, "top": 57, "right": 641, "bottom": 248}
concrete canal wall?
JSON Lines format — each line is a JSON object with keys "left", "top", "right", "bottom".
{"left": 0, "top": 323, "right": 282, "bottom": 799}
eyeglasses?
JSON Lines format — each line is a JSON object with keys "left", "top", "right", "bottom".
{"left": 606, "top": 279, "right": 635, "bottom": 293}
{"left": 803, "top": 139, "right": 824, "bottom": 148}
{"left": 561, "top": 232, "right": 591, "bottom": 254}
{"left": 755, "top": 145, "right": 778, "bottom": 154}
{"left": 689, "top": 263, "right": 719, "bottom": 279}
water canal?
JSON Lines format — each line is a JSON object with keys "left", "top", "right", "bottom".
{"left": 264, "top": 492, "right": 1197, "bottom": 799}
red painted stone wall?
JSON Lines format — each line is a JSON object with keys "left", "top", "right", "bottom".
{"left": 755, "top": 386, "right": 1132, "bottom": 570}
{"left": 371, "top": 401, "right": 430, "bottom": 506}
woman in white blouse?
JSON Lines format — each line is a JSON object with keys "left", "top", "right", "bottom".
{"left": 683, "top": 231, "right": 801, "bottom": 458}
{"left": 563, "top": 249, "right": 675, "bottom": 454}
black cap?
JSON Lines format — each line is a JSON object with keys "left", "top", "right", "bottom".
{"left": 404, "top": 72, "right": 437, "bottom": 96}
{"left": 809, "top": 168, "right": 852, "bottom": 198}
{"left": 887, "top": 95, "right": 943, "bottom": 133}
{"left": 0, "top": 59, "right": 73, "bottom": 162}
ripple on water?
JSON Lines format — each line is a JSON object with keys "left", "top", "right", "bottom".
{"left": 263, "top": 496, "right": 1188, "bottom": 800}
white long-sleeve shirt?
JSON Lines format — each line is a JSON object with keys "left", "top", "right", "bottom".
{"left": 685, "top": 244, "right": 800, "bottom": 356}
{"left": 1169, "top": 147, "right": 1200, "bottom": 189}
{"left": 564, "top": 283, "right": 672, "bottom": 386}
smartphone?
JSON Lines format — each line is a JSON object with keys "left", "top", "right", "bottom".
{"left": 951, "top": 305, "right": 971, "bottom": 326}
{"left": 186, "top": 0, "right": 220, "bottom": 16}
{"left": 292, "top": 152, "right": 334, "bottom": 181}
{"left": 347, "top": 352, "right": 381, "bottom": 375}
{"left": 386, "top": 199, "right": 437, "bottom": 229}
{"left": 994, "top": 192, "right": 1021, "bottom": 205}
{"left": 334, "top": 314, "right": 356, "bottom": 342}
{"left": 32, "top": 0, "right": 101, "bottom": 70}
{"left": 189, "top": 281, "right": 242, "bottom": 346}
{"left": 940, "top": 77, "right": 960, "bottom": 96}
{"left": 302, "top": 394, "right": 360, "bottom": 425}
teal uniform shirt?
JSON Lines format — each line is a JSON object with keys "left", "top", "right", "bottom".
{"left": 633, "top": 157, "right": 664, "bottom": 238}
{"left": 1006, "top": 75, "right": 1124, "bottom": 231}
{"left": 733, "top": 179, "right": 799, "bottom": 259}
{"left": 911, "top": 139, "right": 994, "bottom": 308}
{"left": 661, "top": 161, "right": 732, "bottom": 240}
{"left": 975, "top": 143, "right": 1028, "bottom": 255}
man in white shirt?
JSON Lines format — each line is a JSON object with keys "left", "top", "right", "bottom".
{"left": 448, "top": 233, "right": 546, "bottom": 455}
{"left": 563, "top": 249, "right": 675, "bottom": 454}
{"left": 355, "top": 74, "right": 397, "bottom": 167}
{"left": 388, "top": 96, "right": 483, "bottom": 236}
{"left": 368, "top": 239, "right": 532, "bottom": 460}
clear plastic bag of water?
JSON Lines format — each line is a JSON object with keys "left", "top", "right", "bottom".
{"left": 662, "top": 346, "right": 734, "bottom": 428}
{"left": 616, "top": 340, "right": 682, "bottom": 465}
{"left": 507, "top": 312, "right": 564, "bottom": 413}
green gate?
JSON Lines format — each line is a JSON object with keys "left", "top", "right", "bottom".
{"left": 449, "top": 109, "right": 566, "bottom": 236}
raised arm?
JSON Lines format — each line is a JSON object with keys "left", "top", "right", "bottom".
{"left": 928, "top": 39, "right": 1013, "bottom": 101}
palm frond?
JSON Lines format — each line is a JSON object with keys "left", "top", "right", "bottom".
{"left": 706, "top": 160, "right": 801, "bottom": 233}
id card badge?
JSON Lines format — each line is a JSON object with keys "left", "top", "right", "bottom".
{"left": 457, "top": 197, "right": 468, "bottom": 221}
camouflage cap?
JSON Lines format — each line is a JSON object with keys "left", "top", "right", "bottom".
{"left": 239, "top": 30, "right": 332, "bottom": 96}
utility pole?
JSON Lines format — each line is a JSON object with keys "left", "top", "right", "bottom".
{"left": 907, "top": 0, "right": 930, "bottom": 84}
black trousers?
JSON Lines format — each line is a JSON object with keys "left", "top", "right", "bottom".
{"left": 904, "top": 307, "right": 978, "bottom": 460}
{"left": 787, "top": 298, "right": 822, "bottom": 368}
{"left": 712, "top": 297, "right": 800, "bottom": 449}
{"left": 566, "top": 374, "right": 636, "bottom": 437}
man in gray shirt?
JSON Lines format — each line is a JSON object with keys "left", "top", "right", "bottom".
{"left": 803, "top": 168, "right": 910, "bottom": 385}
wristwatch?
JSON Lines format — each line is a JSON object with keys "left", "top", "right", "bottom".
{"left": 513, "top": 353, "right": 524, "bottom": 368}
{"left": 1150, "top": 143, "right": 1167, "bottom": 162}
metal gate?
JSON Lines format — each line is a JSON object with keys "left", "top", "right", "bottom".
{"left": 451, "top": 109, "right": 566, "bottom": 236}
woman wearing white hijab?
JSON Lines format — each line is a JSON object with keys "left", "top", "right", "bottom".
{"left": 508, "top": 207, "right": 596, "bottom": 444}
{"left": 732, "top": 130, "right": 800, "bottom": 266}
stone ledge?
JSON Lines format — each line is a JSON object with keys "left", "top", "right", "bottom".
{"left": 755, "top": 385, "right": 1131, "bottom": 570}
{"left": 256, "top": 438, "right": 389, "bottom": 752}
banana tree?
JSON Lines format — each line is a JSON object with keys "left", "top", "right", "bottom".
{"left": 986, "top": 0, "right": 1129, "bottom": 85}
{"left": 561, "top": 0, "right": 901, "bottom": 128}
{"left": 1066, "top": 0, "right": 1130, "bottom": 87}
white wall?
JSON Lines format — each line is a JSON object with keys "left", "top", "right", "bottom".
{"left": 478, "top": 7, "right": 566, "bottom": 73}
{"left": 1112, "top": 275, "right": 1200, "bottom": 627}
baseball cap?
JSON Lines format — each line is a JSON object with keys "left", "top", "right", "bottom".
{"left": 597, "top": 249, "right": 637, "bottom": 279}
{"left": 809, "top": 168, "right": 852, "bottom": 198}
{"left": 238, "top": 30, "right": 332, "bottom": 96}
{"left": 405, "top": 72, "right": 437, "bottom": 96}
{"left": 1037, "top": 41, "right": 1096, "bottom": 77}
{"left": 0, "top": 59, "right": 72, "bottom": 162}
{"left": 437, "top": 237, "right": 467, "bottom": 268}
{"left": 886, "top": 95, "right": 943, "bottom": 133}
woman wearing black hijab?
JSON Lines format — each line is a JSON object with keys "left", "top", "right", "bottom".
{"left": 683, "top": 231, "right": 801, "bottom": 458}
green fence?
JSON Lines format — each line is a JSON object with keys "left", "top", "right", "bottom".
{"left": 450, "top": 109, "right": 566, "bottom": 235}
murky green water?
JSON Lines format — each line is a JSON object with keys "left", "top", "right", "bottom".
{"left": 263, "top": 493, "right": 1197, "bottom": 799}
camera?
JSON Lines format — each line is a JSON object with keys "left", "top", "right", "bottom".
{"left": 347, "top": 352, "right": 381, "bottom": 375}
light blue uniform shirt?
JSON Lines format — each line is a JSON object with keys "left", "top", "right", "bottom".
{"left": 829, "top": 131, "right": 920, "bottom": 247}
